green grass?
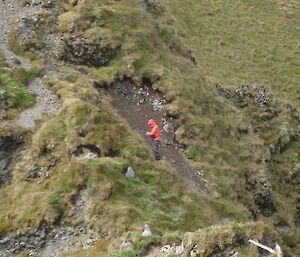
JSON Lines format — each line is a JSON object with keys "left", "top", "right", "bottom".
{"left": 0, "top": 74, "right": 35, "bottom": 111}
{"left": 0, "top": 76, "right": 249, "bottom": 255}
{"left": 0, "top": 52, "right": 38, "bottom": 122}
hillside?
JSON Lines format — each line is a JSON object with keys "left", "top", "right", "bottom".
{"left": 0, "top": 0, "right": 299, "bottom": 256}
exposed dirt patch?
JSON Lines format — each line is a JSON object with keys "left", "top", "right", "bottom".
{"left": 98, "top": 78, "right": 207, "bottom": 193}
{"left": 70, "top": 190, "right": 89, "bottom": 220}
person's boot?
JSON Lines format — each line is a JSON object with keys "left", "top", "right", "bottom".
{"left": 155, "top": 151, "right": 161, "bottom": 161}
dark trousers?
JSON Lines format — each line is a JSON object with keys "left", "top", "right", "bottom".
{"left": 152, "top": 140, "right": 160, "bottom": 160}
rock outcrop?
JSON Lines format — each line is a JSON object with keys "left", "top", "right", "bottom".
{"left": 59, "top": 35, "right": 118, "bottom": 67}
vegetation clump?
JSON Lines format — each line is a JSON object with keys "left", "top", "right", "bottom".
{"left": 0, "top": 53, "right": 36, "bottom": 121}
{"left": 0, "top": 74, "right": 35, "bottom": 111}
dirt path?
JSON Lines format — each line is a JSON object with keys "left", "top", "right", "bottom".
{"left": 0, "top": 0, "right": 60, "bottom": 130}
{"left": 0, "top": 0, "right": 38, "bottom": 66}
{"left": 104, "top": 79, "right": 207, "bottom": 193}
{"left": 13, "top": 78, "right": 60, "bottom": 129}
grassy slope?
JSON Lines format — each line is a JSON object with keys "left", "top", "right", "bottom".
{"left": 2, "top": 0, "right": 299, "bottom": 256}
{"left": 56, "top": 0, "right": 299, "bottom": 255}
{"left": 163, "top": 0, "right": 300, "bottom": 105}
{"left": 161, "top": 0, "right": 300, "bottom": 250}
{"left": 0, "top": 72, "right": 250, "bottom": 256}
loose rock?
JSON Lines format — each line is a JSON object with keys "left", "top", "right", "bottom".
{"left": 120, "top": 240, "right": 133, "bottom": 252}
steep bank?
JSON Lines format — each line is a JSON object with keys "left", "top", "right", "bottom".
{"left": 0, "top": 0, "right": 299, "bottom": 256}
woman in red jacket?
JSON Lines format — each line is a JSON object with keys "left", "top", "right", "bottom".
{"left": 146, "top": 119, "right": 161, "bottom": 160}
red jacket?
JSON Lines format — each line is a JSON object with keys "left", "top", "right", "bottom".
{"left": 147, "top": 119, "right": 161, "bottom": 141}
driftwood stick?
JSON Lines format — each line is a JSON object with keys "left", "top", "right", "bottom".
{"left": 249, "top": 239, "right": 282, "bottom": 257}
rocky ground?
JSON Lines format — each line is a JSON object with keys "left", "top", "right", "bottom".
{"left": 0, "top": 225, "right": 99, "bottom": 257}
{"left": 14, "top": 78, "right": 60, "bottom": 129}
{"left": 0, "top": 1, "right": 71, "bottom": 256}
{"left": 0, "top": 0, "right": 39, "bottom": 67}
{"left": 0, "top": 0, "right": 60, "bottom": 130}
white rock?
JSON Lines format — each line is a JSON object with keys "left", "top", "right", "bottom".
{"left": 161, "top": 245, "right": 173, "bottom": 254}
{"left": 125, "top": 167, "right": 135, "bottom": 179}
{"left": 142, "top": 224, "right": 152, "bottom": 237}
{"left": 120, "top": 240, "right": 133, "bottom": 252}
{"left": 175, "top": 242, "right": 184, "bottom": 255}
{"left": 190, "top": 249, "right": 197, "bottom": 257}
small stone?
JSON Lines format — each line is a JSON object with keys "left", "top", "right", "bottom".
{"left": 161, "top": 245, "right": 173, "bottom": 254}
{"left": 190, "top": 249, "right": 197, "bottom": 257}
{"left": 120, "top": 240, "right": 133, "bottom": 252}
{"left": 175, "top": 243, "right": 184, "bottom": 255}
{"left": 125, "top": 167, "right": 135, "bottom": 179}
{"left": 237, "top": 123, "right": 248, "bottom": 133}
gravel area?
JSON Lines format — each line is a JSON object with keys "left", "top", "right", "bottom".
{"left": 14, "top": 78, "right": 60, "bottom": 129}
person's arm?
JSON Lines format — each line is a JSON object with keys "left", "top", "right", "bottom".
{"left": 147, "top": 126, "right": 156, "bottom": 137}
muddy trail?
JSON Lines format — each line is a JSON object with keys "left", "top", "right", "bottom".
{"left": 102, "top": 79, "right": 207, "bottom": 193}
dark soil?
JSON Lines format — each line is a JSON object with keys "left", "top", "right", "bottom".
{"left": 0, "top": 136, "right": 21, "bottom": 186}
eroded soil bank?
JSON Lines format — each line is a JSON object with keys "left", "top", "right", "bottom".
{"left": 100, "top": 79, "right": 207, "bottom": 193}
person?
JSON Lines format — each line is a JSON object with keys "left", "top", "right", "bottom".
{"left": 146, "top": 119, "right": 161, "bottom": 160}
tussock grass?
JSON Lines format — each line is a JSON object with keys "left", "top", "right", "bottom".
{"left": 12, "top": 66, "right": 40, "bottom": 86}
{"left": 0, "top": 53, "right": 38, "bottom": 123}
{"left": 0, "top": 74, "right": 35, "bottom": 111}
{"left": 0, "top": 52, "right": 8, "bottom": 69}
